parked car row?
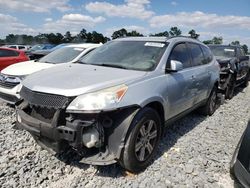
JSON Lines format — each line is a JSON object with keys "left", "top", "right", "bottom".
{"left": 25, "top": 44, "right": 56, "bottom": 60}
{"left": 0, "top": 47, "right": 29, "bottom": 71}
{"left": 0, "top": 43, "right": 102, "bottom": 104}
{"left": 0, "top": 37, "right": 249, "bottom": 174}
{"left": 5, "top": 45, "right": 31, "bottom": 51}
{"left": 208, "top": 45, "right": 250, "bottom": 99}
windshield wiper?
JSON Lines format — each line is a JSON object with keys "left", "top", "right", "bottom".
{"left": 43, "top": 61, "right": 56, "bottom": 64}
{"left": 97, "top": 63, "right": 128, "bottom": 69}
{"left": 78, "top": 61, "right": 89, "bottom": 64}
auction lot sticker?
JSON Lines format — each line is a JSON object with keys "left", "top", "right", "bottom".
{"left": 145, "top": 42, "right": 165, "bottom": 48}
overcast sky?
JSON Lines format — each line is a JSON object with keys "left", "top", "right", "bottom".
{"left": 0, "top": 0, "right": 250, "bottom": 46}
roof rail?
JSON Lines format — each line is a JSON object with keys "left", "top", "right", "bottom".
{"left": 167, "top": 35, "right": 200, "bottom": 41}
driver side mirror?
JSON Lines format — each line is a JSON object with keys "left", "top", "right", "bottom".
{"left": 166, "top": 60, "right": 183, "bottom": 73}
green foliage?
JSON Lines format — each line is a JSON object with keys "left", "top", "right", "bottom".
{"left": 242, "top": 44, "right": 248, "bottom": 54}
{"left": 64, "top": 31, "right": 73, "bottom": 43}
{"left": 169, "top": 27, "right": 182, "bottom": 37}
{"left": 212, "top": 37, "right": 223, "bottom": 44}
{"left": 203, "top": 37, "right": 223, "bottom": 45}
{"left": 231, "top": 41, "right": 240, "bottom": 46}
{"left": 203, "top": 40, "right": 213, "bottom": 45}
{"left": 0, "top": 27, "right": 248, "bottom": 53}
{"left": 127, "top": 30, "right": 143, "bottom": 37}
{"left": 188, "top": 29, "right": 200, "bottom": 39}
{"left": 150, "top": 31, "right": 169, "bottom": 37}
{"left": 1, "top": 29, "right": 111, "bottom": 45}
{"left": 111, "top": 28, "right": 143, "bottom": 40}
{"left": 150, "top": 27, "right": 182, "bottom": 37}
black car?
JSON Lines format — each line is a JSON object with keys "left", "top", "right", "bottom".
{"left": 209, "top": 45, "right": 250, "bottom": 99}
{"left": 231, "top": 121, "right": 250, "bottom": 187}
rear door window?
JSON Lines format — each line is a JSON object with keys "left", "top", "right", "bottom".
{"left": 9, "top": 46, "right": 17, "bottom": 49}
{"left": 0, "top": 49, "right": 19, "bottom": 57}
{"left": 188, "top": 43, "right": 206, "bottom": 66}
{"left": 19, "top": 46, "right": 25, "bottom": 50}
{"left": 168, "top": 43, "right": 192, "bottom": 68}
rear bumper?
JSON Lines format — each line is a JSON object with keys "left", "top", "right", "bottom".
{"left": 0, "top": 84, "right": 21, "bottom": 104}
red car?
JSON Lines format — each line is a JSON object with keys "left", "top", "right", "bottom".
{"left": 0, "top": 47, "right": 29, "bottom": 71}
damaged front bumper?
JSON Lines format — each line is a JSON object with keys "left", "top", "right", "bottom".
{"left": 15, "top": 101, "right": 139, "bottom": 165}
{"left": 218, "top": 69, "right": 233, "bottom": 92}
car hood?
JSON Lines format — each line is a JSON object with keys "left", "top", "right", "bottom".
{"left": 32, "top": 50, "right": 51, "bottom": 55}
{"left": 214, "top": 56, "right": 233, "bottom": 63}
{"left": 23, "top": 64, "right": 147, "bottom": 97}
{"left": 1, "top": 60, "right": 55, "bottom": 76}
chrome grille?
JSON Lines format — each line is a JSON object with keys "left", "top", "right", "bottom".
{"left": 20, "top": 86, "right": 69, "bottom": 109}
{"left": 0, "top": 81, "right": 19, "bottom": 89}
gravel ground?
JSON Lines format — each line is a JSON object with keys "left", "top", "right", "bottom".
{"left": 1, "top": 86, "right": 250, "bottom": 188}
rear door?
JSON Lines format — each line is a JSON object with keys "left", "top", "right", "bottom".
{"left": 0, "top": 49, "right": 20, "bottom": 70}
{"left": 187, "top": 43, "right": 211, "bottom": 104}
{"left": 165, "top": 42, "right": 196, "bottom": 118}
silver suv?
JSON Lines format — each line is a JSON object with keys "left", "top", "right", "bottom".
{"left": 15, "top": 37, "right": 220, "bottom": 172}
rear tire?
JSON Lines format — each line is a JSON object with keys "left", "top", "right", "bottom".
{"left": 200, "top": 86, "right": 218, "bottom": 116}
{"left": 120, "top": 107, "right": 162, "bottom": 173}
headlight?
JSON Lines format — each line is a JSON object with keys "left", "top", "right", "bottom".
{"left": 66, "top": 84, "right": 128, "bottom": 112}
{"left": 11, "top": 75, "right": 26, "bottom": 83}
{"left": 0, "top": 74, "right": 26, "bottom": 83}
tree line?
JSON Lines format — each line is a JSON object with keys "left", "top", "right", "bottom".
{"left": 0, "top": 27, "right": 248, "bottom": 54}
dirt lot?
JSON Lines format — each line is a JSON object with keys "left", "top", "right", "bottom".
{"left": 0, "top": 86, "right": 250, "bottom": 188}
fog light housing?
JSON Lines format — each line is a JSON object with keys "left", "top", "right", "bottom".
{"left": 82, "top": 127, "right": 100, "bottom": 148}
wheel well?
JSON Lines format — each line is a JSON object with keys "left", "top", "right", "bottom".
{"left": 215, "top": 80, "right": 218, "bottom": 88}
{"left": 145, "top": 102, "right": 165, "bottom": 125}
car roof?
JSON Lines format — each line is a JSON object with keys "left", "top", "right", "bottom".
{"left": 7, "top": 44, "right": 27, "bottom": 46}
{"left": 115, "top": 37, "right": 167, "bottom": 42}
{"left": 0, "top": 47, "right": 23, "bottom": 52}
{"left": 66, "top": 43, "right": 102, "bottom": 48}
{"left": 114, "top": 36, "right": 204, "bottom": 45}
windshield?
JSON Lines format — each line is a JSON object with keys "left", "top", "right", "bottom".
{"left": 29, "top": 44, "right": 44, "bottom": 51}
{"left": 209, "top": 46, "right": 236, "bottom": 58}
{"left": 50, "top": 44, "right": 68, "bottom": 51}
{"left": 39, "top": 47, "right": 85, "bottom": 64}
{"left": 81, "top": 41, "right": 168, "bottom": 71}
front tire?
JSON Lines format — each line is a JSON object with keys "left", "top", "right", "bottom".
{"left": 243, "top": 70, "right": 250, "bottom": 87}
{"left": 121, "top": 107, "right": 162, "bottom": 173}
{"left": 225, "top": 75, "right": 236, "bottom": 99}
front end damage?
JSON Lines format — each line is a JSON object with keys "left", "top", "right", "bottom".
{"left": 15, "top": 87, "right": 139, "bottom": 165}
{"left": 217, "top": 61, "right": 234, "bottom": 92}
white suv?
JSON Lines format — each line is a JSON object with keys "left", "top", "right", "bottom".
{"left": 6, "top": 45, "right": 31, "bottom": 51}
{"left": 0, "top": 43, "right": 102, "bottom": 104}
